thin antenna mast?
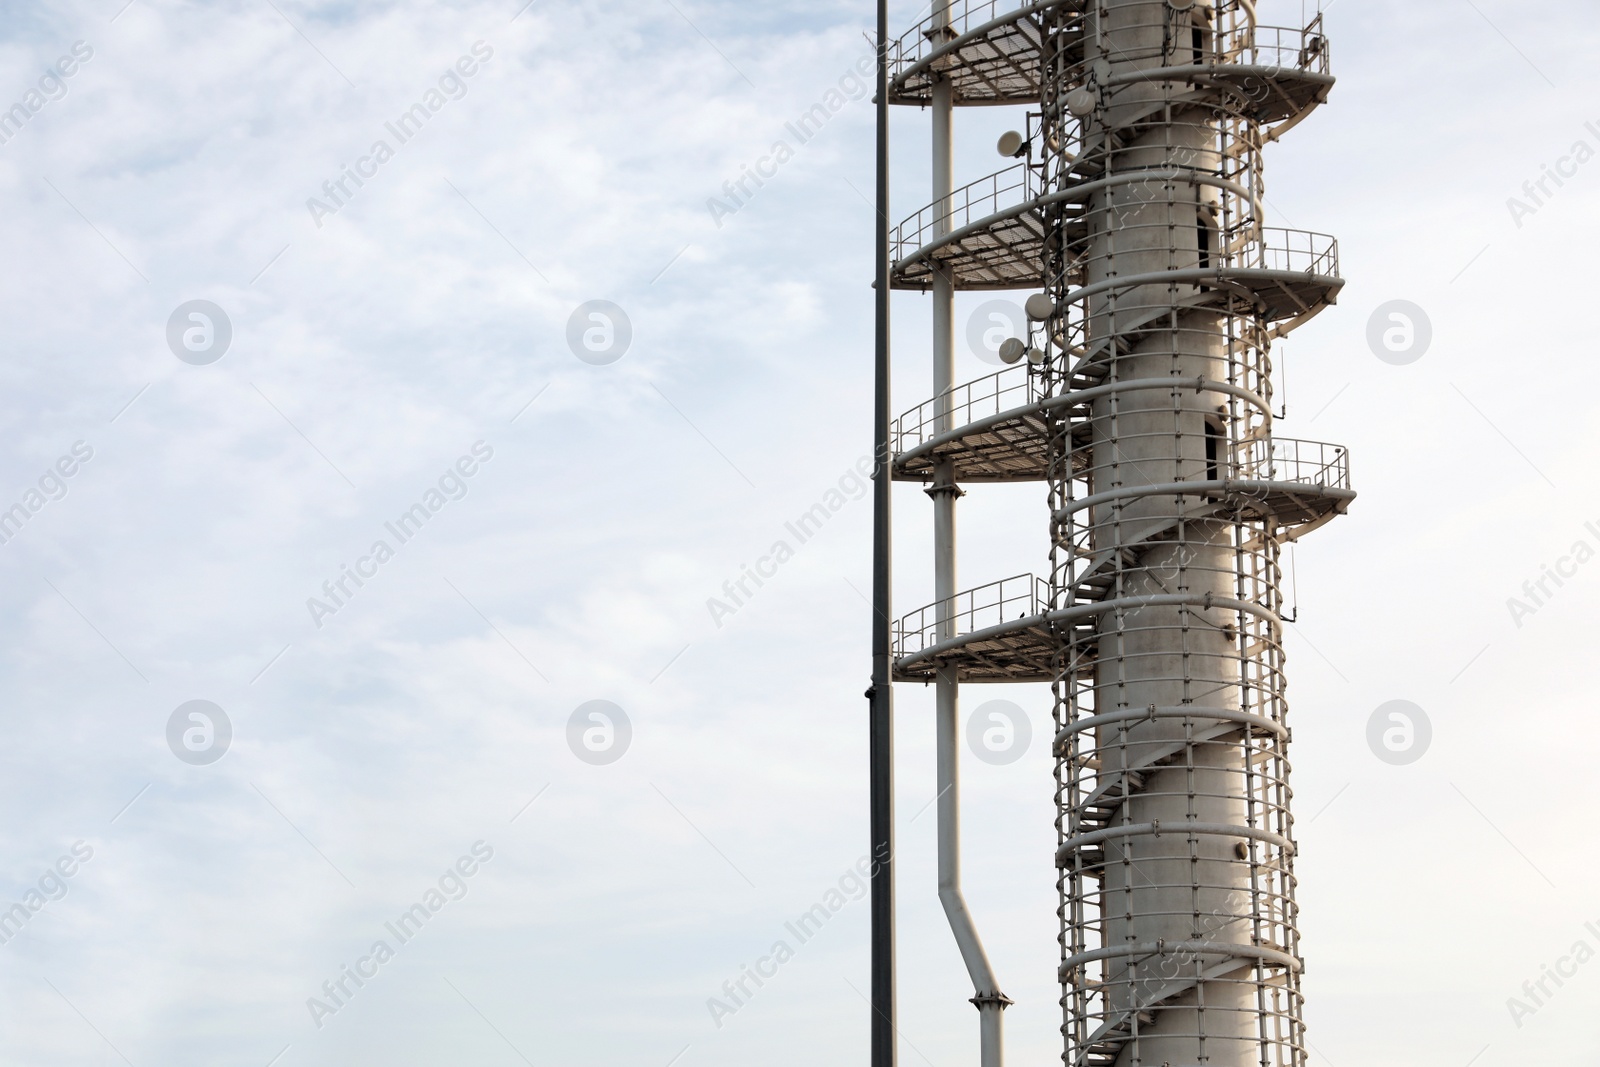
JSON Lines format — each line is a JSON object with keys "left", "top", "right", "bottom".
{"left": 868, "top": 0, "right": 896, "bottom": 1064}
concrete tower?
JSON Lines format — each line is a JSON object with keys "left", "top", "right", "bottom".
{"left": 882, "top": 3, "right": 1352, "bottom": 1066}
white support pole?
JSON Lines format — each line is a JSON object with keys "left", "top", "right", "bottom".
{"left": 930, "top": 20, "right": 1008, "bottom": 1065}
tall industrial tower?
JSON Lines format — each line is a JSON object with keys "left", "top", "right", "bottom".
{"left": 872, "top": 3, "right": 1353, "bottom": 1067}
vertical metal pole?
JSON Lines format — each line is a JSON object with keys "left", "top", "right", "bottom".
{"left": 869, "top": 1, "right": 896, "bottom": 1066}
{"left": 930, "top": 31, "right": 1007, "bottom": 1067}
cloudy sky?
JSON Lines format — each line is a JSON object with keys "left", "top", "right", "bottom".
{"left": 0, "top": 0, "right": 1597, "bottom": 1064}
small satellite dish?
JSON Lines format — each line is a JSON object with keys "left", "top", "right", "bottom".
{"left": 1024, "top": 293, "right": 1055, "bottom": 321}
{"left": 1066, "top": 88, "right": 1097, "bottom": 118}
{"left": 1026, "top": 347, "right": 1046, "bottom": 365}
{"left": 998, "top": 338, "right": 1026, "bottom": 364}
{"left": 996, "top": 130, "right": 1026, "bottom": 158}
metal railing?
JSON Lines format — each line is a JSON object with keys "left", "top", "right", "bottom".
{"left": 1239, "top": 436, "right": 1350, "bottom": 489}
{"left": 889, "top": 6, "right": 1328, "bottom": 95}
{"left": 1252, "top": 227, "right": 1339, "bottom": 277}
{"left": 892, "top": 163, "right": 1041, "bottom": 262}
{"left": 888, "top": 0, "right": 1039, "bottom": 83}
{"left": 1060, "top": 12, "right": 1328, "bottom": 78}
{"left": 893, "top": 365, "right": 1042, "bottom": 457}
{"left": 894, "top": 573, "right": 1049, "bottom": 658}
{"left": 1222, "top": 19, "right": 1330, "bottom": 76}
{"left": 893, "top": 177, "right": 1335, "bottom": 285}
{"left": 1055, "top": 428, "right": 1351, "bottom": 512}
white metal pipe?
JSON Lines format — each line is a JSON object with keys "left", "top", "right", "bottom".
{"left": 930, "top": 32, "right": 1008, "bottom": 1067}
{"left": 936, "top": 662, "right": 1008, "bottom": 1062}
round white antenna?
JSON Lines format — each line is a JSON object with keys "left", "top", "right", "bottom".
{"left": 1025, "top": 293, "right": 1055, "bottom": 321}
{"left": 1026, "top": 347, "right": 1046, "bottom": 365}
{"left": 1066, "top": 88, "right": 1096, "bottom": 118}
{"left": 998, "top": 338, "right": 1026, "bottom": 364}
{"left": 996, "top": 130, "right": 1025, "bottom": 158}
